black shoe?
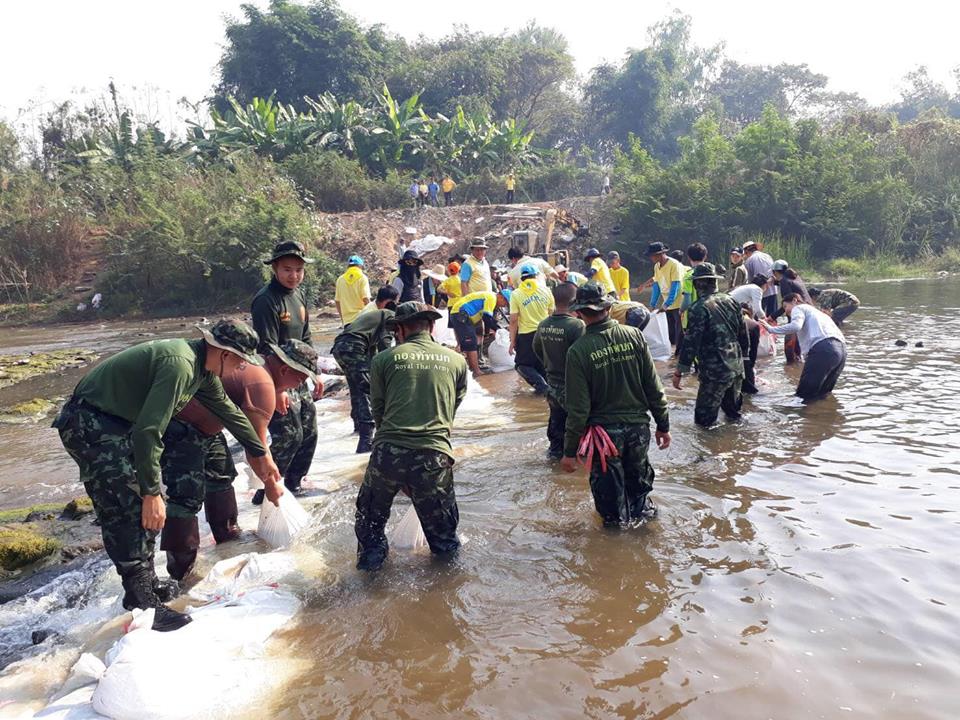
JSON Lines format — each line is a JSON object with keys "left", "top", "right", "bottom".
{"left": 165, "top": 550, "right": 197, "bottom": 582}
{"left": 356, "top": 424, "right": 374, "bottom": 454}
{"left": 151, "top": 605, "right": 193, "bottom": 632}
{"left": 252, "top": 489, "right": 265, "bottom": 506}
{"left": 154, "top": 577, "right": 181, "bottom": 603}
{"left": 356, "top": 554, "right": 386, "bottom": 572}
{"left": 284, "top": 478, "right": 304, "bottom": 495}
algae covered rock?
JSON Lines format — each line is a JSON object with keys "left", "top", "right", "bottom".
{"left": 0, "top": 527, "right": 61, "bottom": 570}
{"left": 61, "top": 497, "right": 94, "bottom": 520}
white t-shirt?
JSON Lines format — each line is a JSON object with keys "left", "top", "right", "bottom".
{"left": 729, "top": 284, "right": 763, "bottom": 318}
{"left": 507, "top": 256, "right": 554, "bottom": 289}
{"left": 767, "top": 303, "right": 845, "bottom": 356}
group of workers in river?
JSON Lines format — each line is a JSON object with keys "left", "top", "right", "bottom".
{"left": 52, "top": 235, "right": 859, "bottom": 633}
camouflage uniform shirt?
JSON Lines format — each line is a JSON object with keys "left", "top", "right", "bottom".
{"left": 677, "top": 291, "right": 749, "bottom": 382}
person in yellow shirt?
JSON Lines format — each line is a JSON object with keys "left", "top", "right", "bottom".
{"left": 583, "top": 248, "right": 616, "bottom": 295}
{"left": 438, "top": 262, "right": 463, "bottom": 303}
{"left": 607, "top": 251, "right": 631, "bottom": 301}
{"left": 334, "top": 255, "right": 371, "bottom": 326}
{"left": 449, "top": 289, "right": 510, "bottom": 378}
{"left": 441, "top": 175, "right": 457, "bottom": 206}
{"left": 644, "top": 241, "right": 685, "bottom": 349}
{"left": 460, "top": 239, "right": 493, "bottom": 295}
{"left": 505, "top": 173, "right": 516, "bottom": 204}
{"left": 555, "top": 265, "right": 589, "bottom": 287}
{"left": 509, "top": 265, "right": 554, "bottom": 394}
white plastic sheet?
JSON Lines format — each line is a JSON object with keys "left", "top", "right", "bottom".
{"left": 402, "top": 234, "right": 453, "bottom": 256}
{"left": 431, "top": 310, "right": 458, "bottom": 347}
{"left": 642, "top": 313, "right": 672, "bottom": 361}
{"left": 256, "top": 492, "right": 310, "bottom": 548}
{"left": 389, "top": 506, "right": 429, "bottom": 551}
{"left": 487, "top": 328, "right": 516, "bottom": 372}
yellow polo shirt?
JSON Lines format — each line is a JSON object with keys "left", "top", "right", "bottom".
{"left": 652, "top": 257, "right": 685, "bottom": 310}
{"left": 610, "top": 265, "right": 631, "bottom": 301}
{"left": 590, "top": 258, "right": 616, "bottom": 295}
{"left": 510, "top": 279, "right": 555, "bottom": 334}
{"left": 334, "top": 267, "right": 371, "bottom": 324}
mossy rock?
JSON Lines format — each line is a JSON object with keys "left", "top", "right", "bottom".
{"left": 0, "top": 503, "right": 65, "bottom": 523}
{"left": 0, "top": 349, "right": 98, "bottom": 390}
{"left": 61, "top": 497, "right": 94, "bottom": 520}
{"left": 0, "top": 527, "right": 61, "bottom": 570}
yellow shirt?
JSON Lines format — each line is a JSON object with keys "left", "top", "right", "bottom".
{"left": 441, "top": 177, "right": 456, "bottom": 192}
{"left": 334, "top": 267, "right": 371, "bottom": 325}
{"left": 590, "top": 258, "right": 616, "bottom": 295}
{"left": 510, "top": 279, "right": 555, "bottom": 334}
{"left": 653, "top": 257, "right": 685, "bottom": 310}
{"left": 450, "top": 291, "right": 497, "bottom": 322}
{"left": 439, "top": 275, "right": 462, "bottom": 300}
{"left": 461, "top": 255, "right": 493, "bottom": 294}
{"left": 505, "top": 176, "right": 515, "bottom": 191}
{"left": 610, "top": 265, "right": 631, "bottom": 301}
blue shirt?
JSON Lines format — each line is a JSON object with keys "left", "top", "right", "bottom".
{"left": 428, "top": 182, "right": 439, "bottom": 197}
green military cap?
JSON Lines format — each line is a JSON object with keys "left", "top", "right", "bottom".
{"left": 263, "top": 240, "right": 315, "bottom": 265}
{"left": 690, "top": 263, "right": 724, "bottom": 281}
{"left": 570, "top": 281, "right": 614, "bottom": 312}
{"left": 269, "top": 339, "right": 318, "bottom": 383}
{"left": 387, "top": 301, "right": 443, "bottom": 328}
{"left": 198, "top": 318, "right": 264, "bottom": 365}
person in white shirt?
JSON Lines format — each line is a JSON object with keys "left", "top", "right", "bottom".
{"left": 506, "top": 246, "right": 558, "bottom": 288}
{"left": 761, "top": 293, "right": 847, "bottom": 400}
{"left": 729, "top": 273, "right": 766, "bottom": 319}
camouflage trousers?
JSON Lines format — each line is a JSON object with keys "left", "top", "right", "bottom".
{"left": 160, "top": 420, "right": 236, "bottom": 518}
{"left": 587, "top": 423, "right": 657, "bottom": 527}
{"left": 268, "top": 381, "right": 317, "bottom": 484}
{"left": 546, "top": 385, "right": 567, "bottom": 459}
{"left": 694, "top": 375, "right": 743, "bottom": 428}
{"left": 53, "top": 397, "right": 154, "bottom": 575}
{"left": 354, "top": 442, "right": 460, "bottom": 570}
{"left": 332, "top": 341, "right": 373, "bottom": 429}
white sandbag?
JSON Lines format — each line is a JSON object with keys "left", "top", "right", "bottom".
{"left": 256, "top": 492, "right": 310, "bottom": 548}
{"left": 487, "top": 328, "right": 516, "bottom": 372}
{"left": 431, "top": 310, "right": 458, "bottom": 347}
{"left": 34, "top": 684, "right": 105, "bottom": 719}
{"left": 757, "top": 325, "right": 777, "bottom": 358}
{"left": 642, "top": 312, "right": 672, "bottom": 361}
{"left": 316, "top": 355, "right": 340, "bottom": 373}
{"left": 389, "top": 506, "right": 429, "bottom": 551}
{"left": 188, "top": 553, "right": 298, "bottom": 604}
{"left": 405, "top": 234, "right": 453, "bottom": 255}
{"left": 91, "top": 588, "right": 300, "bottom": 720}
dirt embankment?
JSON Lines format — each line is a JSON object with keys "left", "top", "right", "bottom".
{"left": 313, "top": 196, "right": 614, "bottom": 283}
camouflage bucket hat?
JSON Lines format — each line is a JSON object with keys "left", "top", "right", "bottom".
{"left": 198, "top": 318, "right": 263, "bottom": 366}
{"left": 263, "top": 240, "right": 315, "bottom": 265}
{"left": 690, "top": 262, "right": 724, "bottom": 281}
{"left": 570, "top": 281, "right": 614, "bottom": 312}
{"left": 269, "top": 339, "right": 318, "bottom": 383}
{"left": 386, "top": 301, "right": 443, "bottom": 328}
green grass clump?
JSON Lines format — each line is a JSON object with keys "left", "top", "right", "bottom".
{"left": 0, "top": 503, "right": 64, "bottom": 523}
{"left": 0, "top": 528, "right": 61, "bottom": 570}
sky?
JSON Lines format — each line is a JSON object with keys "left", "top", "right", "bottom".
{"left": 3, "top": 0, "right": 958, "bottom": 134}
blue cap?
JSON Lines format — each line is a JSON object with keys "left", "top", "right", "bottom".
{"left": 519, "top": 264, "right": 538, "bottom": 279}
{"left": 500, "top": 288, "right": 512, "bottom": 302}
{"left": 348, "top": 255, "right": 364, "bottom": 267}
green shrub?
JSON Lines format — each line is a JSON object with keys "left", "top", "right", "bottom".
{"left": 0, "top": 527, "right": 60, "bottom": 570}
{"left": 282, "top": 150, "right": 409, "bottom": 212}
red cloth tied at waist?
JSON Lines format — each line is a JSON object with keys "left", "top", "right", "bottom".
{"left": 577, "top": 425, "right": 620, "bottom": 472}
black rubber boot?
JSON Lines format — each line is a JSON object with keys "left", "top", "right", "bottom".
{"left": 160, "top": 516, "right": 200, "bottom": 581}
{"left": 152, "top": 572, "right": 181, "bottom": 603}
{"left": 252, "top": 489, "right": 265, "bottom": 505}
{"left": 121, "top": 569, "right": 192, "bottom": 632}
{"left": 204, "top": 488, "right": 242, "bottom": 544}
{"left": 355, "top": 423, "right": 374, "bottom": 454}
{"left": 284, "top": 477, "right": 304, "bottom": 495}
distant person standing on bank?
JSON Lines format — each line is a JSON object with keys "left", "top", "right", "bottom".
{"left": 442, "top": 175, "right": 457, "bottom": 206}
{"left": 334, "top": 255, "right": 371, "bottom": 326}
{"left": 742, "top": 241, "right": 776, "bottom": 317}
{"left": 761, "top": 294, "right": 847, "bottom": 400}
{"left": 354, "top": 302, "right": 469, "bottom": 571}
{"left": 428, "top": 177, "right": 440, "bottom": 207}
{"left": 251, "top": 241, "right": 322, "bottom": 497}
{"left": 505, "top": 172, "right": 516, "bottom": 204}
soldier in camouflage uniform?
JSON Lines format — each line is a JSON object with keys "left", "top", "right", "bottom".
{"left": 52, "top": 321, "right": 281, "bottom": 632}
{"left": 673, "top": 263, "right": 750, "bottom": 427}
{"left": 561, "top": 283, "right": 672, "bottom": 527}
{"left": 332, "top": 286, "right": 398, "bottom": 453}
{"left": 160, "top": 333, "right": 317, "bottom": 580}
{"left": 251, "top": 240, "right": 322, "bottom": 497}
{"left": 354, "top": 302, "right": 469, "bottom": 571}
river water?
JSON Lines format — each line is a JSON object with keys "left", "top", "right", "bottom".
{"left": 1, "top": 278, "right": 958, "bottom": 719}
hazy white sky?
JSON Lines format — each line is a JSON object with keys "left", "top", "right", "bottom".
{"left": 3, "top": 0, "right": 958, "bottom": 132}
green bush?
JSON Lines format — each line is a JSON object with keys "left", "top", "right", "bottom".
{"left": 282, "top": 150, "right": 409, "bottom": 212}
{"left": 0, "top": 527, "right": 60, "bottom": 570}
{"left": 96, "top": 155, "right": 331, "bottom": 314}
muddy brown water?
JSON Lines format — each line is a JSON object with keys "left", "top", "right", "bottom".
{"left": 1, "top": 279, "right": 959, "bottom": 719}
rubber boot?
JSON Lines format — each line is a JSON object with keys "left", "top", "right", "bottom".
{"left": 160, "top": 516, "right": 200, "bottom": 582}
{"left": 284, "top": 477, "right": 304, "bottom": 495}
{"left": 356, "top": 423, "right": 374, "bottom": 454}
{"left": 151, "top": 568, "right": 181, "bottom": 603}
{"left": 121, "top": 568, "right": 192, "bottom": 632}
{"left": 204, "top": 488, "right": 242, "bottom": 544}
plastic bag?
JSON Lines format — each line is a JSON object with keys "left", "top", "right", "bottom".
{"left": 757, "top": 325, "right": 777, "bottom": 358}
{"left": 431, "top": 310, "right": 458, "bottom": 347}
{"left": 389, "top": 505, "right": 429, "bottom": 551}
{"left": 642, "top": 312, "right": 672, "bottom": 361}
{"left": 487, "top": 328, "right": 516, "bottom": 372}
{"left": 256, "top": 492, "right": 310, "bottom": 548}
